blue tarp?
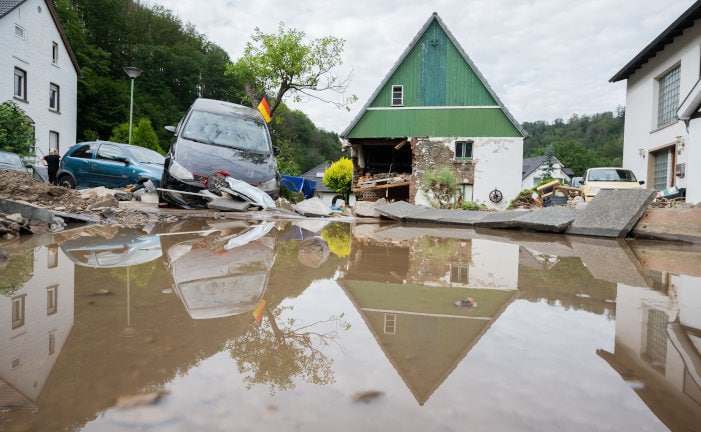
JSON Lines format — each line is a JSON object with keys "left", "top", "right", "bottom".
{"left": 280, "top": 174, "right": 316, "bottom": 199}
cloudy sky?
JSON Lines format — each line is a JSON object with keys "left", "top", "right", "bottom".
{"left": 153, "top": 0, "right": 694, "bottom": 133}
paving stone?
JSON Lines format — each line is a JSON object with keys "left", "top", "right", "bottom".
{"left": 511, "top": 207, "right": 579, "bottom": 233}
{"left": 566, "top": 189, "right": 657, "bottom": 238}
{"left": 473, "top": 210, "right": 532, "bottom": 228}
{"left": 375, "top": 201, "right": 434, "bottom": 221}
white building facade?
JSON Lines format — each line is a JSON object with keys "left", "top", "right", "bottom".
{"left": 610, "top": 3, "right": 701, "bottom": 204}
{"left": 0, "top": 0, "right": 80, "bottom": 160}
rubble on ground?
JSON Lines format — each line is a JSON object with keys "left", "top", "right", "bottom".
{"left": 0, "top": 171, "right": 178, "bottom": 240}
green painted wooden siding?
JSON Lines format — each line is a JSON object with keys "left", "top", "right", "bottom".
{"left": 345, "top": 108, "right": 522, "bottom": 138}
{"left": 369, "top": 21, "right": 497, "bottom": 109}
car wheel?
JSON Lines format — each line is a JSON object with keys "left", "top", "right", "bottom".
{"left": 58, "top": 175, "right": 76, "bottom": 189}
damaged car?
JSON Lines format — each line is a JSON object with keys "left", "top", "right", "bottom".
{"left": 159, "top": 98, "right": 280, "bottom": 209}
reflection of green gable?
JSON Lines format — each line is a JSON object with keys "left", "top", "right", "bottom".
{"left": 340, "top": 280, "right": 517, "bottom": 405}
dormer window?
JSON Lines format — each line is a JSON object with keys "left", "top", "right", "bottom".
{"left": 391, "top": 85, "right": 404, "bottom": 106}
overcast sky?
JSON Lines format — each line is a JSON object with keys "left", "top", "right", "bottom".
{"left": 153, "top": 0, "right": 695, "bottom": 134}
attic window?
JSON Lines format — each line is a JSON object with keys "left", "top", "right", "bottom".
{"left": 455, "top": 140, "right": 473, "bottom": 160}
{"left": 15, "top": 25, "right": 25, "bottom": 40}
{"left": 391, "top": 85, "right": 404, "bottom": 106}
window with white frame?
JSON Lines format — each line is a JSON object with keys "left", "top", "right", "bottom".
{"left": 15, "top": 24, "right": 25, "bottom": 39}
{"left": 52, "top": 42, "right": 59, "bottom": 64}
{"left": 657, "top": 66, "right": 680, "bottom": 128}
{"left": 12, "top": 295, "right": 26, "bottom": 329}
{"left": 391, "top": 85, "right": 404, "bottom": 106}
{"left": 455, "top": 140, "right": 473, "bottom": 160}
{"left": 14, "top": 68, "right": 27, "bottom": 101}
{"left": 47, "top": 285, "right": 58, "bottom": 315}
{"left": 49, "top": 83, "right": 60, "bottom": 111}
{"left": 49, "top": 131, "right": 59, "bottom": 153}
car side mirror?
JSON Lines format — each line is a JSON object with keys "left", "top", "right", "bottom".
{"left": 164, "top": 125, "right": 176, "bottom": 135}
{"left": 639, "top": 180, "right": 645, "bottom": 185}
{"left": 273, "top": 146, "right": 281, "bottom": 156}
{"left": 115, "top": 156, "right": 129, "bottom": 164}
{"left": 581, "top": 180, "right": 585, "bottom": 185}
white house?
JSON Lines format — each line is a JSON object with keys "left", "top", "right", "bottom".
{"left": 610, "top": 1, "right": 701, "bottom": 204}
{"left": 341, "top": 13, "right": 526, "bottom": 210}
{"left": 0, "top": 0, "right": 80, "bottom": 162}
{"left": 521, "top": 155, "right": 573, "bottom": 190}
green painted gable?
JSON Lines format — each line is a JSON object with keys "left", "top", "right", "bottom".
{"left": 343, "top": 13, "right": 526, "bottom": 139}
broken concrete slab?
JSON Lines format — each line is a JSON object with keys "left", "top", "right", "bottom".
{"left": 630, "top": 208, "right": 701, "bottom": 243}
{"left": 566, "top": 189, "right": 657, "bottom": 238}
{"left": 434, "top": 209, "right": 489, "bottom": 225}
{"left": 292, "top": 197, "right": 332, "bottom": 217}
{"left": 206, "top": 197, "right": 250, "bottom": 212}
{"left": 569, "top": 236, "right": 650, "bottom": 288}
{"left": 375, "top": 201, "right": 435, "bottom": 221}
{"left": 353, "top": 199, "right": 387, "bottom": 218}
{"left": 511, "top": 207, "right": 579, "bottom": 233}
{"left": 1, "top": 198, "right": 57, "bottom": 224}
{"left": 473, "top": 210, "right": 532, "bottom": 229}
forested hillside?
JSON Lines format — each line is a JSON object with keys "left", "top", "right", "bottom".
{"left": 522, "top": 109, "right": 625, "bottom": 176}
{"left": 52, "top": 0, "right": 342, "bottom": 175}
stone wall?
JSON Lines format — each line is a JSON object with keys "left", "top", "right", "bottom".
{"left": 412, "top": 138, "right": 475, "bottom": 204}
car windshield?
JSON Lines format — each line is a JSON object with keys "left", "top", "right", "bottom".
{"left": 588, "top": 168, "right": 637, "bottom": 182}
{"left": 0, "top": 152, "right": 23, "bottom": 167}
{"left": 182, "top": 110, "right": 270, "bottom": 152}
{"left": 128, "top": 146, "right": 165, "bottom": 165}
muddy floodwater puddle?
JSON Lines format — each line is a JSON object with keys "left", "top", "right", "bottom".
{"left": 1, "top": 219, "right": 700, "bottom": 431}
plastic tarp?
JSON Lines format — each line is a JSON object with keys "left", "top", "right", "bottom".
{"left": 281, "top": 174, "right": 316, "bottom": 199}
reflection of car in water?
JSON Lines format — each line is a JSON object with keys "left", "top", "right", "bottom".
{"left": 163, "top": 221, "right": 276, "bottom": 319}
{"left": 60, "top": 227, "right": 162, "bottom": 268}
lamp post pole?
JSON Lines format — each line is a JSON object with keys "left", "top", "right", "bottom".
{"left": 124, "top": 67, "right": 142, "bottom": 145}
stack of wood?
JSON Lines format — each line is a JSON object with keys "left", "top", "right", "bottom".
{"left": 536, "top": 180, "right": 581, "bottom": 206}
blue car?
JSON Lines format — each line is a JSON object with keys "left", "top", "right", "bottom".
{"left": 57, "top": 141, "right": 164, "bottom": 189}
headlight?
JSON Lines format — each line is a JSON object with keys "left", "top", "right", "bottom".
{"left": 168, "top": 160, "right": 194, "bottom": 181}
{"left": 258, "top": 177, "right": 278, "bottom": 192}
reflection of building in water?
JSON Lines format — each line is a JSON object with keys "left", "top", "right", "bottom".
{"left": 340, "top": 234, "right": 518, "bottom": 405}
{"left": 598, "top": 271, "right": 701, "bottom": 430}
{"left": 0, "top": 245, "right": 74, "bottom": 409}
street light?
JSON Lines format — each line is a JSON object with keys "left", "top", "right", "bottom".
{"left": 124, "top": 66, "right": 142, "bottom": 145}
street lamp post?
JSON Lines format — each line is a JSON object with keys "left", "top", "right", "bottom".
{"left": 124, "top": 67, "right": 142, "bottom": 145}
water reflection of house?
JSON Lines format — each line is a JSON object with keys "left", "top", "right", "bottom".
{"left": 597, "top": 269, "right": 701, "bottom": 430}
{"left": 340, "top": 234, "right": 518, "bottom": 405}
{"left": 0, "top": 244, "right": 74, "bottom": 409}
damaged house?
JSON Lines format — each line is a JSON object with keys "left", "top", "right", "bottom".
{"left": 341, "top": 12, "right": 527, "bottom": 210}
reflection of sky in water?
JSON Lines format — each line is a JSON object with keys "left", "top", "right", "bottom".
{"left": 86, "top": 281, "right": 668, "bottom": 432}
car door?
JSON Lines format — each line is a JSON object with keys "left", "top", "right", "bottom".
{"left": 91, "top": 143, "right": 131, "bottom": 187}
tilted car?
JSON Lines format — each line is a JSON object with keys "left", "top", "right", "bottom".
{"left": 0, "top": 150, "right": 29, "bottom": 174}
{"left": 580, "top": 167, "right": 644, "bottom": 202}
{"left": 159, "top": 98, "right": 280, "bottom": 209}
{"left": 56, "top": 141, "right": 164, "bottom": 189}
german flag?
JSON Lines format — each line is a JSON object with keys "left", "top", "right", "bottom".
{"left": 257, "top": 97, "right": 271, "bottom": 123}
{"left": 252, "top": 299, "right": 266, "bottom": 325}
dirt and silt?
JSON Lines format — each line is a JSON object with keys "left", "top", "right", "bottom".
{"left": 0, "top": 171, "right": 181, "bottom": 238}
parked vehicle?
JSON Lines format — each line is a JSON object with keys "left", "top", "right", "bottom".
{"left": 0, "top": 150, "right": 29, "bottom": 174}
{"left": 569, "top": 176, "right": 584, "bottom": 188}
{"left": 159, "top": 98, "right": 280, "bottom": 209}
{"left": 56, "top": 141, "right": 164, "bottom": 189}
{"left": 581, "top": 167, "right": 644, "bottom": 202}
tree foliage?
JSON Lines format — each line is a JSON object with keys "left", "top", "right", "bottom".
{"left": 226, "top": 22, "right": 357, "bottom": 119}
{"left": 52, "top": 0, "right": 344, "bottom": 174}
{"left": 109, "top": 119, "right": 164, "bottom": 154}
{"left": 323, "top": 157, "right": 353, "bottom": 203}
{"left": 0, "top": 101, "right": 34, "bottom": 156}
{"left": 522, "top": 110, "right": 624, "bottom": 176}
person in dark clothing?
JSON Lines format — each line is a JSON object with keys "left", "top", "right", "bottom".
{"left": 41, "top": 149, "right": 61, "bottom": 185}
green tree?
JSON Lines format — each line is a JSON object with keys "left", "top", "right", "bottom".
{"left": 110, "top": 118, "right": 164, "bottom": 154}
{"left": 323, "top": 158, "right": 353, "bottom": 205}
{"left": 0, "top": 101, "right": 34, "bottom": 155}
{"left": 226, "top": 22, "right": 357, "bottom": 119}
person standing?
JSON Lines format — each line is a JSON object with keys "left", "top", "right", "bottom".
{"left": 41, "top": 149, "right": 61, "bottom": 185}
